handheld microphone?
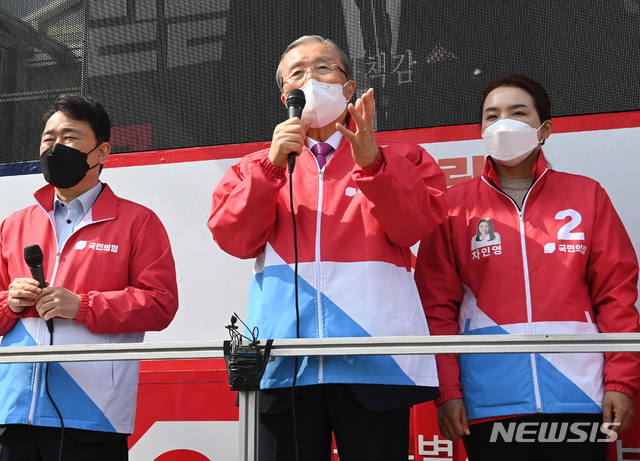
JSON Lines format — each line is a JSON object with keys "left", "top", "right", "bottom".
{"left": 286, "top": 89, "right": 306, "bottom": 174}
{"left": 24, "top": 244, "right": 52, "bottom": 334}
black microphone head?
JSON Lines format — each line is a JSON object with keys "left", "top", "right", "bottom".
{"left": 286, "top": 89, "right": 305, "bottom": 109}
{"left": 24, "top": 244, "right": 44, "bottom": 267}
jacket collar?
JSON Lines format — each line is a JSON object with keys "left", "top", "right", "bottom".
{"left": 34, "top": 183, "right": 118, "bottom": 221}
{"left": 483, "top": 150, "right": 550, "bottom": 190}
{"left": 298, "top": 115, "right": 357, "bottom": 171}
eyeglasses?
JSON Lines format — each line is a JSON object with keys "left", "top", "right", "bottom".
{"left": 284, "top": 60, "right": 348, "bottom": 85}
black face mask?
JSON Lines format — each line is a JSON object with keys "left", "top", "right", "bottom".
{"left": 40, "top": 143, "right": 100, "bottom": 189}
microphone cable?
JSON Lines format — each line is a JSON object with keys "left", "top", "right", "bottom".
{"left": 284, "top": 89, "right": 304, "bottom": 461}
{"left": 24, "top": 246, "right": 64, "bottom": 460}
{"left": 44, "top": 329, "right": 65, "bottom": 461}
{"left": 288, "top": 156, "right": 301, "bottom": 461}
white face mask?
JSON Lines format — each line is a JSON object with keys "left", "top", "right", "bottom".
{"left": 298, "top": 79, "right": 350, "bottom": 128}
{"left": 482, "top": 119, "right": 545, "bottom": 166}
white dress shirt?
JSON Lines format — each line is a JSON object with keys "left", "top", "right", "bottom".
{"left": 53, "top": 182, "right": 103, "bottom": 249}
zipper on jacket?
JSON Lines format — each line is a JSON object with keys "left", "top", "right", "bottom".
{"left": 517, "top": 209, "right": 542, "bottom": 413}
{"left": 315, "top": 167, "right": 325, "bottom": 383}
{"left": 28, "top": 202, "right": 115, "bottom": 423}
{"left": 27, "top": 341, "right": 44, "bottom": 424}
{"left": 483, "top": 173, "right": 547, "bottom": 413}
{"left": 28, "top": 214, "right": 59, "bottom": 425}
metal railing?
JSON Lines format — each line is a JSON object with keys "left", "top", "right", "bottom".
{"left": 3, "top": 333, "right": 640, "bottom": 364}
{"left": 1, "top": 333, "right": 640, "bottom": 460}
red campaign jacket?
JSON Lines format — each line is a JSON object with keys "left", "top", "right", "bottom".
{"left": 0, "top": 183, "right": 178, "bottom": 433}
{"left": 209, "top": 119, "right": 449, "bottom": 261}
{"left": 416, "top": 152, "right": 640, "bottom": 421}
{"left": 208, "top": 119, "right": 449, "bottom": 389}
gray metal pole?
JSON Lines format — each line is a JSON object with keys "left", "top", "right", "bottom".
{"left": 0, "top": 334, "right": 640, "bottom": 363}
{"left": 238, "top": 390, "right": 258, "bottom": 461}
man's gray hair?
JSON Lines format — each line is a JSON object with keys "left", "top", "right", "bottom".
{"left": 276, "top": 35, "right": 353, "bottom": 93}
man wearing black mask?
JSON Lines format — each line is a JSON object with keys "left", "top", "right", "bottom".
{"left": 0, "top": 94, "right": 179, "bottom": 460}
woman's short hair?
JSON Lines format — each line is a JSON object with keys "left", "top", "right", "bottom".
{"left": 480, "top": 74, "right": 551, "bottom": 124}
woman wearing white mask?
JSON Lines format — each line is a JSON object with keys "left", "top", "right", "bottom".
{"left": 415, "top": 74, "right": 640, "bottom": 460}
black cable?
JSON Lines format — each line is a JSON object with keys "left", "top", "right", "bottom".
{"left": 289, "top": 163, "right": 301, "bottom": 461}
{"left": 229, "top": 313, "right": 260, "bottom": 345}
{"left": 45, "top": 330, "right": 64, "bottom": 461}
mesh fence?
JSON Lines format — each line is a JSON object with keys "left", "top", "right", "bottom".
{"left": 1, "top": 0, "right": 639, "bottom": 163}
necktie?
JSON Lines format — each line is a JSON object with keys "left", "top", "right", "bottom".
{"left": 311, "top": 142, "right": 332, "bottom": 169}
